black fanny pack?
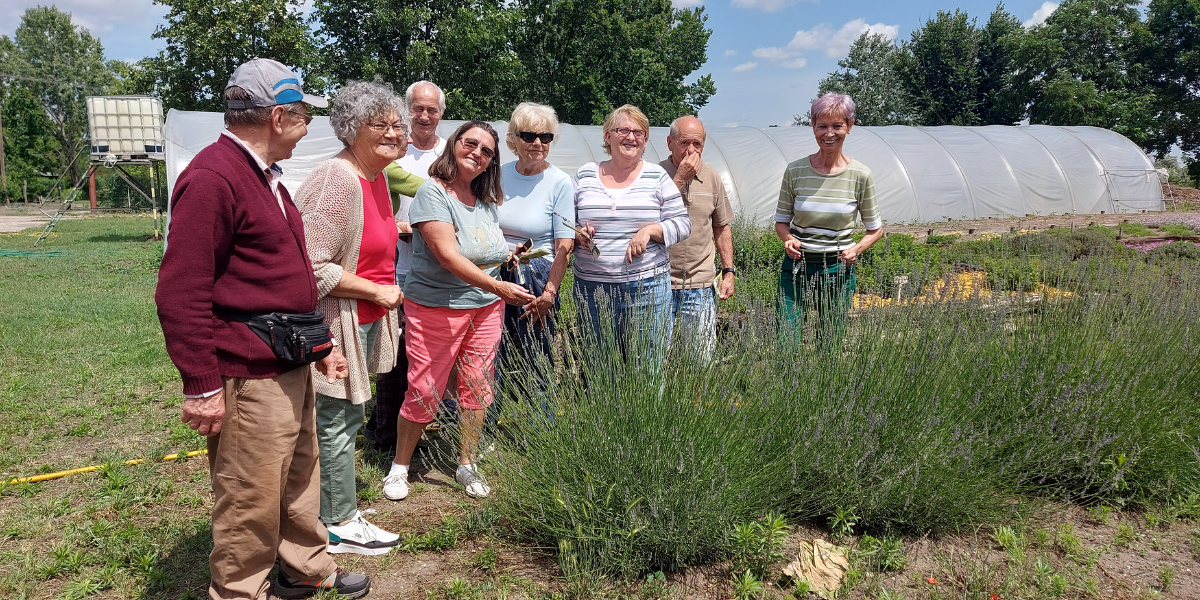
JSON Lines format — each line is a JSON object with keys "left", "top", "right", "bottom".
{"left": 223, "top": 308, "right": 334, "bottom": 365}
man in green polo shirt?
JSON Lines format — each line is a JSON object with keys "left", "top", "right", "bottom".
{"left": 659, "top": 116, "right": 736, "bottom": 362}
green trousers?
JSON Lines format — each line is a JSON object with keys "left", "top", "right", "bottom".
{"left": 316, "top": 319, "right": 379, "bottom": 524}
{"left": 778, "top": 254, "right": 856, "bottom": 347}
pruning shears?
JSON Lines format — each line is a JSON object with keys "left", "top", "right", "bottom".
{"left": 554, "top": 211, "right": 600, "bottom": 258}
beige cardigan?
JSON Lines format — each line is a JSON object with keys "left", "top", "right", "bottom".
{"left": 295, "top": 157, "right": 400, "bottom": 403}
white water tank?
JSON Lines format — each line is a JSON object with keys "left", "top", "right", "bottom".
{"left": 87, "top": 96, "right": 165, "bottom": 160}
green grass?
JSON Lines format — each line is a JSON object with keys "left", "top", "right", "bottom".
{"left": 0, "top": 216, "right": 212, "bottom": 599}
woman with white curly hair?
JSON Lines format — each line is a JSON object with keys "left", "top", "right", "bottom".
{"left": 294, "top": 79, "right": 409, "bottom": 555}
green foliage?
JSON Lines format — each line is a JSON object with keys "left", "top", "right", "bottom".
{"left": 726, "top": 217, "right": 784, "bottom": 312}
{"left": 975, "top": 6, "right": 1027, "bottom": 125}
{"left": 312, "top": 0, "right": 716, "bottom": 124}
{"left": 730, "top": 513, "right": 788, "bottom": 579}
{"left": 899, "top": 10, "right": 985, "bottom": 126}
{"left": 1147, "top": 240, "right": 1200, "bottom": 261}
{"left": 312, "top": 0, "right": 525, "bottom": 120}
{"left": 400, "top": 515, "right": 465, "bottom": 552}
{"left": 511, "top": 0, "right": 715, "bottom": 126}
{"left": 0, "top": 86, "right": 62, "bottom": 200}
{"left": 806, "top": 33, "right": 914, "bottom": 126}
{"left": 1147, "top": 0, "right": 1200, "bottom": 159}
{"left": 1, "top": 6, "right": 115, "bottom": 186}
{"left": 1020, "top": 0, "right": 1159, "bottom": 149}
{"left": 1155, "top": 156, "right": 1196, "bottom": 187}
{"left": 1158, "top": 564, "right": 1175, "bottom": 591}
{"left": 730, "top": 570, "right": 764, "bottom": 600}
{"left": 491, "top": 244, "right": 1200, "bottom": 576}
{"left": 858, "top": 535, "right": 907, "bottom": 572}
{"left": 149, "top": 0, "right": 318, "bottom": 112}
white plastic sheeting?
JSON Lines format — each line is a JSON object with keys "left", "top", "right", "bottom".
{"left": 164, "top": 110, "right": 1162, "bottom": 227}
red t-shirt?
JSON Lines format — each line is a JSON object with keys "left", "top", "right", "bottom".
{"left": 356, "top": 175, "right": 398, "bottom": 324}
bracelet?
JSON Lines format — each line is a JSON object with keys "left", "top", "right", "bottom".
{"left": 721, "top": 268, "right": 736, "bottom": 276}
{"left": 545, "top": 288, "right": 558, "bottom": 298}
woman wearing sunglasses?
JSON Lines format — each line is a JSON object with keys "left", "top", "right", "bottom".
{"left": 294, "top": 79, "right": 406, "bottom": 554}
{"left": 572, "top": 104, "right": 691, "bottom": 364}
{"left": 383, "top": 120, "right": 535, "bottom": 501}
{"left": 496, "top": 103, "right": 575, "bottom": 381}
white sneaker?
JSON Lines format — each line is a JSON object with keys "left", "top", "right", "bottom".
{"left": 382, "top": 473, "right": 409, "bottom": 500}
{"left": 326, "top": 510, "right": 399, "bottom": 555}
{"left": 456, "top": 464, "right": 491, "bottom": 498}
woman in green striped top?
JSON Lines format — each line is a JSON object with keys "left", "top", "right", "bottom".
{"left": 774, "top": 92, "right": 885, "bottom": 346}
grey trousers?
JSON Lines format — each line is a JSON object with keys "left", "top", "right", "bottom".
{"left": 316, "top": 319, "right": 379, "bottom": 524}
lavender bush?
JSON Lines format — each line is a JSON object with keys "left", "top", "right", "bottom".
{"left": 472, "top": 256, "right": 1200, "bottom": 576}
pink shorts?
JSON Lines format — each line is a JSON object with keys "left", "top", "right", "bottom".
{"left": 400, "top": 300, "right": 503, "bottom": 424}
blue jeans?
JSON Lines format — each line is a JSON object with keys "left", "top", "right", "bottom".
{"left": 574, "top": 271, "right": 673, "bottom": 366}
{"left": 493, "top": 257, "right": 558, "bottom": 424}
{"left": 671, "top": 286, "right": 717, "bottom": 363}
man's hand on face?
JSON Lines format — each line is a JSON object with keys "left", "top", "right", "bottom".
{"left": 676, "top": 151, "right": 701, "bottom": 184}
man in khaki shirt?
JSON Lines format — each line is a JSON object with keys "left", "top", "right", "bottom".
{"left": 659, "top": 116, "right": 735, "bottom": 361}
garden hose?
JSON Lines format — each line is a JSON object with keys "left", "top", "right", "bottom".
{"left": 5, "top": 428, "right": 442, "bottom": 486}
{"left": 5, "top": 449, "right": 207, "bottom": 486}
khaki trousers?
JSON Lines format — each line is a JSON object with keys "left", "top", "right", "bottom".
{"left": 207, "top": 366, "right": 337, "bottom": 600}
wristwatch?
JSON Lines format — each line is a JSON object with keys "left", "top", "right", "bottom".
{"left": 721, "top": 268, "right": 736, "bottom": 276}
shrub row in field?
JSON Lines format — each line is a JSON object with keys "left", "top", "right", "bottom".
{"left": 473, "top": 258, "right": 1200, "bottom": 577}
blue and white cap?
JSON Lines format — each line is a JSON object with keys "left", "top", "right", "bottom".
{"left": 225, "top": 58, "right": 328, "bottom": 109}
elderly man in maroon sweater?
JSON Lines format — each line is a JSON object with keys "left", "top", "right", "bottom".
{"left": 155, "top": 59, "right": 371, "bottom": 600}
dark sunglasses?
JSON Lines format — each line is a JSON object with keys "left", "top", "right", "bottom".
{"left": 459, "top": 136, "right": 496, "bottom": 161}
{"left": 517, "top": 131, "right": 554, "bottom": 144}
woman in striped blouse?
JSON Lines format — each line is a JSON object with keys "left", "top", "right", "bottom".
{"left": 775, "top": 92, "right": 885, "bottom": 346}
{"left": 572, "top": 104, "right": 691, "bottom": 361}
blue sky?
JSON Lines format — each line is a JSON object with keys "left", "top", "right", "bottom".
{"left": 2, "top": 0, "right": 1062, "bottom": 128}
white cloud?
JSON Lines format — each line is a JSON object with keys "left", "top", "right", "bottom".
{"left": 733, "top": 61, "right": 758, "bottom": 72}
{"left": 752, "top": 47, "right": 791, "bottom": 61}
{"left": 671, "top": 0, "right": 705, "bottom": 7}
{"left": 1024, "top": 2, "right": 1058, "bottom": 27}
{"left": 751, "top": 18, "right": 898, "bottom": 69}
{"left": 732, "top": 0, "right": 798, "bottom": 12}
{"left": 723, "top": 122, "right": 740, "bottom": 128}
{"left": 723, "top": 49, "right": 738, "bottom": 57}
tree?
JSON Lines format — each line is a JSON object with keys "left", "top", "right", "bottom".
{"left": 1, "top": 6, "right": 115, "bottom": 186}
{"left": 801, "top": 33, "right": 914, "bottom": 126}
{"left": 975, "top": 5, "right": 1027, "bottom": 125}
{"left": 149, "top": 0, "right": 318, "bottom": 112}
{"left": 1, "top": 87, "right": 62, "bottom": 200}
{"left": 1147, "top": 0, "right": 1200, "bottom": 159}
{"left": 1019, "top": 0, "right": 1158, "bottom": 148}
{"left": 899, "top": 10, "right": 983, "bottom": 126}
{"left": 512, "top": 0, "right": 715, "bottom": 126}
{"left": 312, "top": 0, "right": 526, "bottom": 120}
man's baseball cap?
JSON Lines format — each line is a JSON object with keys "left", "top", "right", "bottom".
{"left": 225, "top": 58, "right": 328, "bottom": 109}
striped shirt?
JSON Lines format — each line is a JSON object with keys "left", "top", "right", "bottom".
{"left": 572, "top": 161, "right": 691, "bottom": 283}
{"left": 774, "top": 157, "right": 882, "bottom": 252}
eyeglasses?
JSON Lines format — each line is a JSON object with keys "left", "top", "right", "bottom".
{"left": 517, "top": 131, "right": 554, "bottom": 144}
{"left": 609, "top": 127, "right": 646, "bottom": 140}
{"left": 367, "top": 121, "right": 406, "bottom": 135}
{"left": 287, "top": 107, "right": 313, "bottom": 125}
{"left": 459, "top": 137, "right": 496, "bottom": 161}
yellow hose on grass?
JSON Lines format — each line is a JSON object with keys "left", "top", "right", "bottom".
{"left": 6, "top": 427, "right": 441, "bottom": 486}
{"left": 5, "top": 450, "right": 208, "bottom": 486}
